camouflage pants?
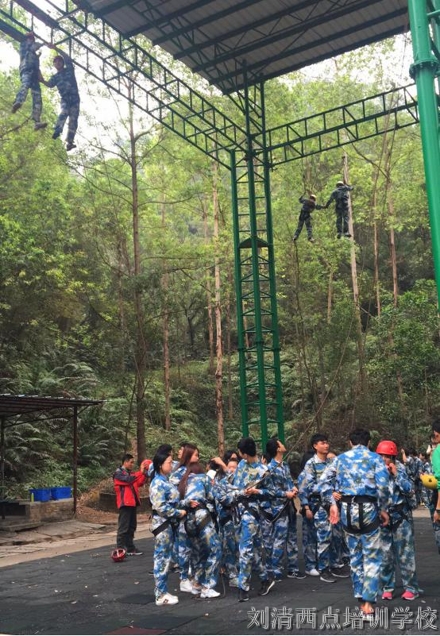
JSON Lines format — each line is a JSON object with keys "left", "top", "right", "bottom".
{"left": 238, "top": 511, "right": 267, "bottom": 591}
{"left": 314, "top": 506, "right": 333, "bottom": 572}
{"left": 331, "top": 521, "right": 350, "bottom": 566}
{"left": 346, "top": 527, "right": 383, "bottom": 602}
{"left": 302, "top": 516, "right": 317, "bottom": 571}
{"left": 14, "top": 71, "right": 42, "bottom": 122}
{"left": 54, "top": 98, "right": 80, "bottom": 143}
{"left": 286, "top": 510, "right": 300, "bottom": 573}
{"left": 219, "top": 518, "right": 239, "bottom": 583}
{"left": 380, "top": 515, "right": 419, "bottom": 593}
{"left": 190, "top": 518, "right": 221, "bottom": 589}
{"left": 294, "top": 212, "right": 313, "bottom": 240}
{"left": 177, "top": 521, "right": 192, "bottom": 581}
{"left": 263, "top": 512, "right": 289, "bottom": 579}
{"left": 336, "top": 209, "right": 349, "bottom": 235}
{"left": 153, "top": 523, "right": 174, "bottom": 598}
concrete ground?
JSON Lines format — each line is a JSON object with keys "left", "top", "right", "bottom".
{"left": 0, "top": 510, "right": 438, "bottom": 636}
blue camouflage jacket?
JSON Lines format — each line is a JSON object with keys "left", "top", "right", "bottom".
{"left": 298, "top": 454, "right": 332, "bottom": 507}
{"left": 149, "top": 473, "right": 182, "bottom": 530}
{"left": 47, "top": 54, "right": 79, "bottom": 101}
{"left": 19, "top": 39, "right": 42, "bottom": 74}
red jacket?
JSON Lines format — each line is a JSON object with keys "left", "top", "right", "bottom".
{"left": 113, "top": 466, "right": 147, "bottom": 508}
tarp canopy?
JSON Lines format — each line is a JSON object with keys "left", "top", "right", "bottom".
{"left": 84, "top": 0, "right": 409, "bottom": 94}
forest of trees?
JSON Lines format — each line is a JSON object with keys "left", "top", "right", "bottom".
{"left": 1, "top": 33, "right": 439, "bottom": 497}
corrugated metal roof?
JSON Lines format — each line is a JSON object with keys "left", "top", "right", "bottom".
{"left": 84, "top": 0, "right": 409, "bottom": 94}
{"left": 0, "top": 395, "right": 103, "bottom": 419}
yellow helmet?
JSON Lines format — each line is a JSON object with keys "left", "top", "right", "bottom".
{"left": 420, "top": 473, "right": 438, "bottom": 490}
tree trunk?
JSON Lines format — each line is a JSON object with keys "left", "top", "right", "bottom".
{"left": 128, "top": 96, "right": 146, "bottom": 462}
{"left": 161, "top": 201, "right": 171, "bottom": 431}
{"left": 203, "top": 198, "right": 215, "bottom": 373}
{"left": 344, "top": 152, "right": 366, "bottom": 393}
{"left": 212, "top": 161, "right": 225, "bottom": 455}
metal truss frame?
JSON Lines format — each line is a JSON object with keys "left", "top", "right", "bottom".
{"left": 1, "top": 0, "right": 433, "bottom": 448}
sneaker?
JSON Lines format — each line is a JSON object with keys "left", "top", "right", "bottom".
{"left": 258, "top": 579, "right": 275, "bottom": 596}
{"left": 200, "top": 587, "right": 220, "bottom": 599}
{"left": 308, "top": 237, "right": 315, "bottom": 243}
{"left": 126, "top": 549, "right": 143, "bottom": 556}
{"left": 180, "top": 579, "right": 195, "bottom": 593}
{"left": 344, "top": 232, "right": 352, "bottom": 238}
{"left": 320, "top": 568, "right": 336, "bottom": 583}
{"left": 148, "top": 569, "right": 154, "bottom": 575}
{"left": 293, "top": 236, "right": 298, "bottom": 242}
{"left": 238, "top": 587, "right": 249, "bottom": 602}
{"left": 52, "top": 130, "right": 61, "bottom": 140}
{"left": 382, "top": 591, "right": 393, "bottom": 601}
{"left": 66, "top": 142, "right": 77, "bottom": 151}
{"left": 229, "top": 578, "right": 239, "bottom": 588}
{"left": 401, "top": 590, "right": 419, "bottom": 601}
{"left": 337, "top": 233, "right": 341, "bottom": 239}
{"left": 155, "top": 592, "right": 179, "bottom": 606}
{"left": 12, "top": 102, "right": 22, "bottom": 114}
{"left": 331, "top": 565, "right": 350, "bottom": 578}
{"left": 34, "top": 122, "right": 48, "bottom": 131}
{"left": 306, "top": 568, "right": 320, "bottom": 576}
{"left": 287, "top": 571, "right": 307, "bottom": 579}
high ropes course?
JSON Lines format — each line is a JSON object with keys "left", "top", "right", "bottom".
{"left": 1, "top": 0, "right": 440, "bottom": 447}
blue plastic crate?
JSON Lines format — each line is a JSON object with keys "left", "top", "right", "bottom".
{"left": 29, "top": 488, "right": 51, "bottom": 502}
{"left": 51, "top": 487, "right": 72, "bottom": 500}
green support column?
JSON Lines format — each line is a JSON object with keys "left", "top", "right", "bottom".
{"left": 230, "top": 150, "right": 250, "bottom": 437}
{"left": 229, "top": 80, "right": 285, "bottom": 450}
{"left": 260, "top": 82, "right": 285, "bottom": 443}
{"left": 408, "top": 0, "right": 440, "bottom": 304}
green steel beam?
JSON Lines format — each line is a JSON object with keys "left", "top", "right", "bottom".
{"left": 263, "top": 84, "right": 419, "bottom": 166}
{"left": 408, "top": 0, "right": 440, "bottom": 305}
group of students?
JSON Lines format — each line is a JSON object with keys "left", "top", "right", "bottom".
{"left": 293, "top": 181, "right": 353, "bottom": 242}
{"left": 129, "top": 424, "right": 440, "bottom": 614}
{"left": 11, "top": 31, "right": 79, "bottom": 151}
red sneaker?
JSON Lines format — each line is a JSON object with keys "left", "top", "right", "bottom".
{"left": 401, "top": 590, "right": 419, "bottom": 601}
{"left": 382, "top": 591, "right": 393, "bottom": 600}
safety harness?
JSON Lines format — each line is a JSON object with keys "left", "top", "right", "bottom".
{"left": 340, "top": 495, "right": 380, "bottom": 535}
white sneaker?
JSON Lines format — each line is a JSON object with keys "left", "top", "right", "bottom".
{"left": 180, "top": 579, "right": 194, "bottom": 593}
{"left": 155, "top": 593, "right": 179, "bottom": 606}
{"left": 200, "top": 587, "right": 220, "bottom": 599}
{"left": 306, "top": 568, "right": 320, "bottom": 576}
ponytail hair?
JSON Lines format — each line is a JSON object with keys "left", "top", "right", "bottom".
{"left": 178, "top": 462, "right": 205, "bottom": 499}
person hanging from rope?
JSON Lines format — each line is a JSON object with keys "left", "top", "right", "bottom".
{"left": 325, "top": 180, "right": 354, "bottom": 238}
{"left": 293, "top": 193, "right": 325, "bottom": 243}
{"left": 41, "top": 46, "right": 80, "bottom": 151}
{"left": 12, "top": 32, "right": 48, "bottom": 131}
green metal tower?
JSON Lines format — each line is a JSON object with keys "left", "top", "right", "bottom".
{"left": 408, "top": 0, "right": 440, "bottom": 303}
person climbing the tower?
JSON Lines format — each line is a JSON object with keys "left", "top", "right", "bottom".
{"left": 42, "top": 46, "right": 80, "bottom": 151}
{"left": 293, "top": 193, "right": 325, "bottom": 243}
{"left": 325, "top": 180, "right": 354, "bottom": 238}
{"left": 12, "top": 31, "right": 47, "bottom": 131}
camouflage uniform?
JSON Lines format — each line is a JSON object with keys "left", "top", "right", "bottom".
{"left": 319, "top": 444, "right": 391, "bottom": 603}
{"left": 232, "top": 459, "right": 273, "bottom": 592}
{"left": 380, "top": 461, "right": 420, "bottom": 595}
{"left": 149, "top": 473, "right": 182, "bottom": 599}
{"left": 293, "top": 196, "right": 325, "bottom": 241}
{"left": 181, "top": 473, "right": 221, "bottom": 590}
{"left": 46, "top": 54, "right": 80, "bottom": 146}
{"left": 325, "top": 184, "right": 353, "bottom": 236}
{"left": 170, "top": 466, "right": 192, "bottom": 582}
{"left": 260, "top": 458, "right": 296, "bottom": 579}
{"left": 298, "top": 455, "right": 333, "bottom": 573}
{"left": 213, "top": 472, "right": 239, "bottom": 585}
{"left": 14, "top": 38, "right": 44, "bottom": 123}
